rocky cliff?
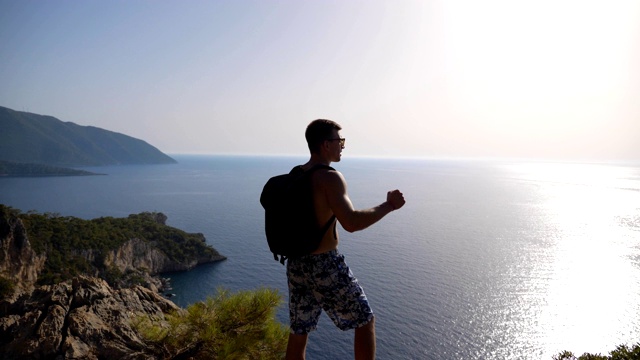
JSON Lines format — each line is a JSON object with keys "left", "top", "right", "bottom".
{"left": 106, "top": 235, "right": 225, "bottom": 275}
{"left": 0, "top": 275, "right": 177, "bottom": 359}
{"left": 0, "top": 206, "right": 226, "bottom": 295}
{"left": 0, "top": 206, "right": 228, "bottom": 358}
{"left": 0, "top": 210, "right": 46, "bottom": 295}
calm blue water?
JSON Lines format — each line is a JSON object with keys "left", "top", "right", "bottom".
{"left": 1, "top": 155, "right": 639, "bottom": 359}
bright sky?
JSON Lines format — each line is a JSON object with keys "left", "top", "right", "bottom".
{"left": 1, "top": 0, "right": 638, "bottom": 160}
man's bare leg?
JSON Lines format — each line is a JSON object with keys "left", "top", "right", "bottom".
{"left": 354, "top": 316, "right": 376, "bottom": 360}
{"left": 286, "top": 333, "right": 309, "bottom": 360}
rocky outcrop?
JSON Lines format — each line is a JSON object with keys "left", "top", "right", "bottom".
{"left": 0, "top": 275, "right": 177, "bottom": 359}
{"left": 0, "top": 206, "right": 226, "bottom": 296}
{"left": 0, "top": 207, "right": 228, "bottom": 358}
{"left": 0, "top": 204, "right": 231, "bottom": 360}
{"left": 105, "top": 237, "right": 226, "bottom": 275}
{"left": 0, "top": 215, "right": 46, "bottom": 295}
{"left": 0, "top": 208, "right": 231, "bottom": 360}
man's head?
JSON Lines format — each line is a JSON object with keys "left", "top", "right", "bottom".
{"left": 305, "top": 119, "right": 343, "bottom": 154}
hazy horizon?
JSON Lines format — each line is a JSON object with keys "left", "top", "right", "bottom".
{"left": 1, "top": 0, "right": 638, "bottom": 161}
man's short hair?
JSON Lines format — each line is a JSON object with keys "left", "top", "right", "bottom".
{"left": 305, "top": 119, "right": 342, "bottom": 154}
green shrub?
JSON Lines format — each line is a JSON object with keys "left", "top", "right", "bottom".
{"left": 136, "top": 287, "right": 289, "bottom": 359}
{"left": 103, "top": 266, "right": 124, "bottom": 285}
{"left": 554, "top": 343, "right": 640, "bottom": 360}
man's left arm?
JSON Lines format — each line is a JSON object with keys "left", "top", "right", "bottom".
{"left": 323, "top": 170, "right": 405, "bottom": 232}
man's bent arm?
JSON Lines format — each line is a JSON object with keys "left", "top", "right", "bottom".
{"left": 323, "top": 170, "right": 404, "bottom": 233}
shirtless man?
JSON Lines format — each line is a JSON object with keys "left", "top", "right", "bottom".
{"left": 285, "top": 119, "right": 406, "bottom": 360}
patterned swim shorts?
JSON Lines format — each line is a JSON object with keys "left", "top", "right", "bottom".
{"left": 287, "top": 249, "right": 374, "bottom": 334}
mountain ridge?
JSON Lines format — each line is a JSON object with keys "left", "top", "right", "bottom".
{"left": 0, "top": 106, "right": 176, "bottom": 167}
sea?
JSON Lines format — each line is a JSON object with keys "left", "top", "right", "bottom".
{"left": 1, "top": 155, "right": 639, "bottom": 360}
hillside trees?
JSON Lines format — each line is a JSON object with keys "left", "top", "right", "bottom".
{"left": 1, "top": 205, "right": 223, "bottom": 287}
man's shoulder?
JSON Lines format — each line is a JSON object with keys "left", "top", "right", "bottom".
{"left": 312, "top": 167, "right": 344, "bottom": 190}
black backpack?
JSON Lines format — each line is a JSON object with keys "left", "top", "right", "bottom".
{"left": 260, "top": 164, "right": 336, "bottom": 264}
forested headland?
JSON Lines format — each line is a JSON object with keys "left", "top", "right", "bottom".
{"left": 0, "top": 205, "right": 225, "bottom": 293}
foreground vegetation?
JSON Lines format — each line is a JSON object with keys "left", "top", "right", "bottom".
{"left": 136, "top": 287, "right": 289, "bottom": 359}
{"left": 134, "top": 286, "right": 637, "bottom": 360}
{"left": 554, "top": 343, "right": 640, "bottom": 360}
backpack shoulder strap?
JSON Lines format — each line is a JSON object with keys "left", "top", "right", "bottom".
{"left": 320, "top": 215, "right": 336, "bottom": 240}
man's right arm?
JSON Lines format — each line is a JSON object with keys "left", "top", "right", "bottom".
{"left": 321, "top": 170, "right": 405, "bottom": 233}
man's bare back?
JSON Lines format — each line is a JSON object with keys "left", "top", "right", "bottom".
{"left": 307, "top": 166, "right": 340, "bottom": 254}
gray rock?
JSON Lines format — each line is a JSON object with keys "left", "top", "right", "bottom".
{"left": 0, "top": 275, "right": 177, "bottom": 359}
{"left": 0, "top": 216, "right": 46, "bottom": 295}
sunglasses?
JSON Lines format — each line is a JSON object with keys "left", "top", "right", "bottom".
{"left": 327, "top": 137, "right": 346, "bottom": 147}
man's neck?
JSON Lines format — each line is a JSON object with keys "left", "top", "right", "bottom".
{"left": 305, "top": 154, "right": 331, "bottom": 168}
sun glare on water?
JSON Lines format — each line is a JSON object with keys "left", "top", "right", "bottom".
{"left": 510, "top": 162, "right": 640, "bottom": 354}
